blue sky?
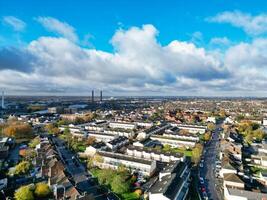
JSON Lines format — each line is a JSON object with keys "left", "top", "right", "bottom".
{"left": 1, "top": 0, "right": 267, "bottom": 96}
{"left": 2, "top": 0, "right": 266, "bottom": 49}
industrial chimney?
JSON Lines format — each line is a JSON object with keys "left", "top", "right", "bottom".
{"left": 1, "top": 91, "right": 4, "bottom": 109}
{"left": 100, "top": 90, "right": 103, "bottom": 102}
{"left": 91, "top": 90, "right": 94, "bottom": 103}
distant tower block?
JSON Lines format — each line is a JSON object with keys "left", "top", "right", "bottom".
{"left": 1, "top": 91, "right": 4, "bottom": 109}
{"left": 100, "top": 90, "right": 103, "bottom": 102}
{"left": 92, "top": 90, "right": 94, "bottom": 103}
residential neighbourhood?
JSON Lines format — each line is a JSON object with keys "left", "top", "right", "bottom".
{"left": 0, "top": 96, "right": 267, "bottom": 200}
{"left": 1, "top": 0, "right": 267, "bottom": 199}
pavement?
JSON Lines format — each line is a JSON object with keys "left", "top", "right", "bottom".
{"left": 199, "top": 124, "right": 222, "bottom": 200}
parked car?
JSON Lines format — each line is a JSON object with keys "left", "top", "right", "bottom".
{"left": 200, "top": 177, "right": 205, "bottom": 184}
{"left": 202, "top": 191, "right": 208, "bottom": 200}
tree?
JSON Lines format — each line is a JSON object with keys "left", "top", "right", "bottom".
{"left": 117, "top": 164, "right": 128, "bottom": 173}
{"left": 45, "top": 123, "right": 60, "bottom": 135}
{"left": 75, "top": 117, "right": 85, "bottom": 124}
{"left": 253, "top": 129, "right": 265, "bottom": 141}
{"left": 88, "top": 154, "right": 104, "bottom": 168}
{"left": 14, "top": 185, "right": 34, "bottom": 200}
{"left": 45, "top": 123, "right": 54, "bottom": 134}
{"left": 14, "top": 161, "right": 31, "bottom": 175}
{"left": 163, "top": 144, "right": 171, "bottom": 152}
{"left": 111, "top": 175, "right": 130, "bottom": 194}
{"left": 51, "top": 127, "right": 60, "bottom": 135}
{"left": 98, "top": 169, "right": 115, "bottom": 186}
{"left": 57, "top": 119, "right": 70, "bottom": 126}
{"left": 64, "top": 127, "right": 70, "bottom": 135}
{"left": 24, "top": 149, "right": 37, "bottom": 161}
{"left": 207, "top": 123, "right": 216, "bottom": 131}
{"left": 192, "top": 144, "right": 203, "bottom": 164}
{"left": 203, "top": 132, "right": 211, "bottom": 141}
{"left": 3, "top": 122, "right": 33, "bottom": 139}
{"left": 219, "top": 110, "right": 226, "bottom": 118}
{"left": 86, "top": 136, "right": 96, "bottom": 145}
{"left": 29, "top": 137, "right": 40, "bottom": 148}
{"left": 34, "top": 182, "right": 51, "bottom": 198}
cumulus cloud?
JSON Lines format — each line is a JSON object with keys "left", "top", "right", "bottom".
{"left": 36, "top": 17, "right": 78, "bottom": 42}
{"left": 0, "top": 47, "right": 35, "bottom": 72}
{"left": 207, "top": 11, "right": 267, "bottom": 36}
{"left": 2, "top": 16, "right": 26, "bottom": 32}
{"left": 1, "top": 23, "right": 267, "bottom": 96}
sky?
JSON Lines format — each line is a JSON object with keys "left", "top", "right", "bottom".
{"left": 1, "top": 0, "right": 267, "bottom": 96}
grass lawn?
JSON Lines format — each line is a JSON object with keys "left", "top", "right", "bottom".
{"left": 77, "top": 145, "right": 86, "bottom": 152}
{"left": 162, "top": 146, "right": 193, "bottom": 157}
{"left": 178, "top": 149, "right": 193, "bottom": 157}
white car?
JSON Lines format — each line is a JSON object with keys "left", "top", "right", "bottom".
{"left": 200, "top": 177, "right": 205, "bottom": 184}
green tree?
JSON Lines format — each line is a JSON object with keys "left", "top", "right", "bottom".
{"left": 34, "top": 182, "right": 51, "bottom": 198}
{"left": 14, "top": 185, "right": 34, "bottom": 200}
{"left": 111, "top": 175, "right": 130, "bottom": 194}
{"left": 29, "top": 137, "right": 40, "bottom": 148}
{"left": 14, "top": 161, "right": 31, "bottom": 175}
{"left": 98, "top": 169, "right": 115, "bottom": 186}
{"left": 64, "top": 127, "right": 71, "bottom": 135}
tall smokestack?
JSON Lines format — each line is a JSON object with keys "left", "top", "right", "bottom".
{"left": 1, "top": 91, "right": 4, "bottom": 109}
{"left": 100, "top": 90, "right": 102, "bottom": 102}
{"left": 91, "top": 90, "right": 94, "bottom": 103}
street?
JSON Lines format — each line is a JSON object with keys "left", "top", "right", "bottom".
{"left": 50, "top": 137, "right": 96, "bottom": 193}
{"left": 199, "top": 124, "right": 222, "bottom": 200}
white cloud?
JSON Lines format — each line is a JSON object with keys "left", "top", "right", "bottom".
{"left": 2, "top": 16, "right": 26, "bottom": 32}
{"left": 207, "top": 11, "right": 267, "bottom": 36}
{"left": 1, "top": 24, "right": 267, "bottom": 96}
{"left": 210, "top": 37, "right": 231, "bottom": 47}
{"left": 36, "top": 17, "right": 78, "bottom": 42}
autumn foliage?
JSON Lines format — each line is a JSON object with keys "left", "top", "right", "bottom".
{"left": 2, "top": 121, "right": 33, "bottom": 139}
